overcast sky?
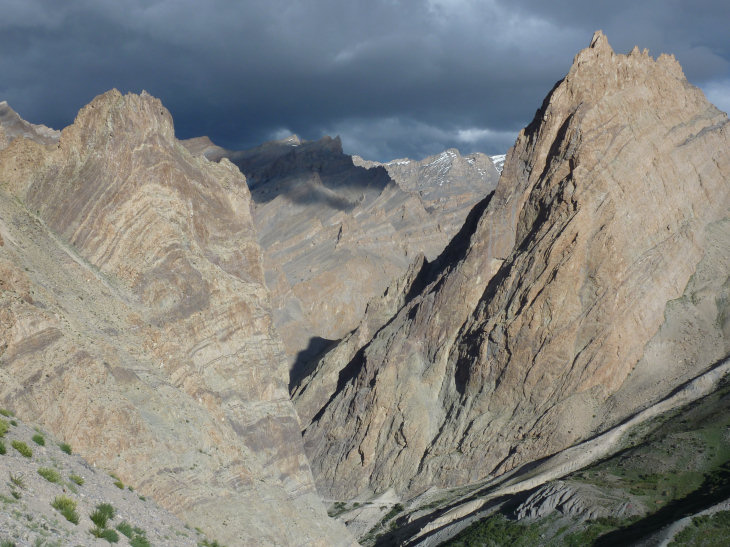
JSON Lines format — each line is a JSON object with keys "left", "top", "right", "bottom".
{"left": 2, "top": 0, "right": 729, "bottom": 161}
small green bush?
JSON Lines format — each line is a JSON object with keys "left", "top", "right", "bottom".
{"left": 9, "top": 473, "right": 24, "bottom": 489}
{"left": 69, "top": 473, "right": 84, "bottom": 486}
{"left": 116, "top": 521, "right": 134, "bottom": 538}
{"left": 59, "top": 442, "right": 72, "bottom": 455}
{"left": 10, "top": 490, "right": 20, "bottom": 500}
{"left": 91, "top": 527, "right": 120, "bottom": 543}
{"left": 90, "top": 503, "right": 115, "bottom": 528}
{"left": 113, "top": 479, "right": 124, "bottom": 489}
{"left": 51, "top": 495, "right": 79, "bottom": 524}
{"left": 9, "top": 420, "right": 16, "bottom": 427}
{"left": 37, "top": 467, "right": 61, "bottom": 483}
{"left": 11, "top": 441, "right": 32, "bottom": 458}
{"left": 130, "top": 535, "right": 151, "bottom": 547}
{"left": 0, "top": 419, "right": 8, "bottom": 437}
{"left": 31, "top": 434, "right": 45, "bottom": 446}
{"left": 0, "top": 409, "right": 13, "bottom": 417}
{"left": 0, "top": 440, "right": 5, "bottom": 455}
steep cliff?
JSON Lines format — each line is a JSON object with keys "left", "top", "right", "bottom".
{"left": 0, "top": 90, "right": 351, "bottom": 545}
{"left": 298, "top": 31, "right": 730, "bottom": 501}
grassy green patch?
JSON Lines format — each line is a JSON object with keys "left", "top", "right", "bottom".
{"left": 59, "top": 442, "right": 72, "bottom": 455}
{"left": 444, "top": 513, "right": 541, "bottom": 546}
{"left": 0, "top": 440, "right": 5, "bottom": 455}
{"left": 11, "top": 440, "right": 32, "bottom": 458}
{"left": 561, "top": 516, "right": 636, "bottom": 546}
{"left": 91, "top": 526, "right": 120, "bottom": 543}
{"left": 31, "top": 434, "right": 45, "bottom": 446}
{"left": 130, "top": 536, "right": 151, "bottom": 547}
{"left": 118, "top": 522, "right": 150, "bottom": 547}
{"left": 670, "top": 510, "right": 730, "bottom": 545}
{"left": 69, "top": 473, "right": 84, "bottom": 486}
{"left": 90, "top": 503, "right": 116, "bottom": 528}
{"left": 37, "top": 467, "right": 62, "bottom": 483}
{"left": 116, "top": 520, "right": 134, "bottom": 538}
{"left": 0, "top": 419, "right": 8, "bottom": 437}
{"left": 9, "top": 473, "right": 24, "bottom": 489}
{"left": 0, "top": 409, "right": 13, "bottom": 417}
{"left": 51, "top": 495, "right": 79, "bottom": 524}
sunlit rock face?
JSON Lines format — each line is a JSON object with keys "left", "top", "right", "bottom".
{"left": 297, "top": 31, "right": 730, "bottom": 501}
{"left": 0, "top": 90, "right": 352, "bottom": 546}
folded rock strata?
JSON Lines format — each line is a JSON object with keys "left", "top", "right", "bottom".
{"left": 297, "top": 31, "right": 730, "bottom": 501}
{"left": 0, "top": 90, "right": 351, "bottom": 545}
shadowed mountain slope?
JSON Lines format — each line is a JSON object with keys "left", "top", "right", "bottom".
{"left": 183, "top": 134, "right": 499, "bottom": 376}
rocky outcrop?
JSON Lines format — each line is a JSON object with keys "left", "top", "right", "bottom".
{"left": 0, "top": 91, "right": 351, "bottom": 545}
{"left": 0, "top": 101, "right": 60, "bottom": 149}
{"left": 297, "top": 31, "right": 730, "bottom": 501}
{"left": 514, "top": 481, "right": 643, "bottom": 522}
{"left": 184, "top": 135, "right": 498, "bottom": 377}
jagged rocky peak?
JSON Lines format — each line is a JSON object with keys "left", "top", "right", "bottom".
{"left": 0, "top": 91, "right": 352, "bottom": 545}
{"left": 0, "top": 100, "right": 60, "bottom": 149}
{"left": 297, "top": 30, "right": 730, "bottom": 506}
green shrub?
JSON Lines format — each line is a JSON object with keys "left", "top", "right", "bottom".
{"left": 130, "top": 535, "right": 151, "bottom": 547}
{"left": 51, "top": 495, "right": 79, "bottom": 524}
{"left": 59, "top": 442, "right": 72, "bottom": 455}
{"left": 0, "top": 409, "right": 13, "bottom": 417}
{"left": 0, "top": 440, "right": 5, "bottom": 455}
{"left": 11, "top": 441, "right": 32, "bottom": 458}
{"left": 10, "top": 490, "right": 20, "bottom": 499}
{"left": 0, "top": 419, "right": 8, "bottom": 437}
{"left": 69, "top": 473, "right": 84, "bottom": 486}
{"left": 9, "top": 473, "right": 24, "bottom": 489}
{"left": 91, "top": 527, "right": 120, "bottom": 543}
{"left": 31, "top": 434, "right": 45, "bottom": 446}
{"left": 90, "top": 503, "right": 115, "bottom": 528}
{"left": 9, "top": 420, "right": 16, "bottom": 427}
{"left": 116, "top": 521, "right": 134, "bottom": 538}
{"left": 37, "top": 467, "right": 61, "bottom": 483}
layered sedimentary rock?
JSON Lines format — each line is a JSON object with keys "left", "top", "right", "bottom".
{"left": 297, "top": 31, "right": 730, "bottom": 500}
{"left": 0, "top": 90, "right": 351, "bottom": 545}
{"left": 184, "top": 135, "right": 498, "bottom": 377}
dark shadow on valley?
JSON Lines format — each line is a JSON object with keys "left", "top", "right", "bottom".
{"left": 289, "top": 336, "right": 340, "bottom": 393}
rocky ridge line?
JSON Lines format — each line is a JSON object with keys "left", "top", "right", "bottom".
{"left": 0, "top": 90, "right": 352, "bottom": 546}
{"left": 297, "top": 31, "right": 730, "bottom": 506}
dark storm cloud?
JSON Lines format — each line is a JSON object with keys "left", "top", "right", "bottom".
{"left": 1, "top": 0, "right": 729, "bottom": 161}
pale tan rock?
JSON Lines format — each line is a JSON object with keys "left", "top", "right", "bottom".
{"left": 0, "top": 100, "right": 60, "bottom": 149}
{"left": 0, "top": 90, "right": 352, "bottom": 546}
{"left": 186, "top": 135, "right": 498, "bottom": 378}
{"left": 299, "top": 31, "right": 730, "bottom": 502}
